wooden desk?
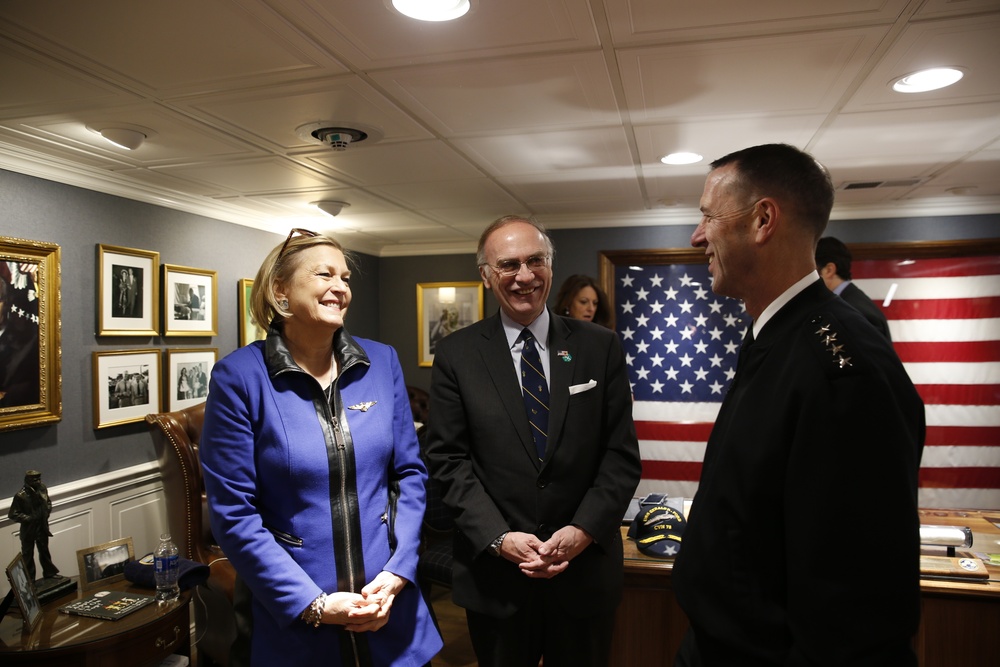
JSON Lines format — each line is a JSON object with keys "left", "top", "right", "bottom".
{"left": 0, "top": 578, "right": 191, "bottom": 667}
{"left": 611, "top": 508, "right": 1000, "bottom": 667}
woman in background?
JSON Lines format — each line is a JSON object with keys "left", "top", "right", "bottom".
{"left": 553, "top": 274, "right": 612, "bottom": 328}
{"left": 200, "top": 229, "right": 441, "bottom": 666}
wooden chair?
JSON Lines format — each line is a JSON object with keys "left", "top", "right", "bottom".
{"left": 146, "top": 402, "right": 236, "bottom": 666}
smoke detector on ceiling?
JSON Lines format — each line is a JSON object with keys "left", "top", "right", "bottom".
{"left": 295, "top": 121, "right": 384, "bottom": 151}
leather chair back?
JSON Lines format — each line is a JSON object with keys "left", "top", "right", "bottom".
{"left": 146, "top": 402, "right": 236, "bottom": 665}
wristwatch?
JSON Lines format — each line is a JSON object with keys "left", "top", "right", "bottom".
{"left": 488, "top": 531, "right": 508, "bottom": 557}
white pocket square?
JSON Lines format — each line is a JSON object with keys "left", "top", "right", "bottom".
{"left": 568, "top": 379, "right": 597, "bottom": 395}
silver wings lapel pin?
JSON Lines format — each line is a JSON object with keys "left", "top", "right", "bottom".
{"left": 348, "top": 401, "right": 378, "bottom": 412}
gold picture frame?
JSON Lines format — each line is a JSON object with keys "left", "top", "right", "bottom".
{"left": 416, "top": 281, "right": 484, "bottom": 367}
{"left": 97, "top": 244, "right": 159, "bottom": 336}
{"left": 238, "top": 278, "right": 266, "bottom": 346}
{"left": 5, "top": 553, "right": 42, "bottom": 632}
{"left": 165, "top": 347, "right": 217, "bottom": 411}
{"left": 163, "top": 263, "right": 218, "bottom": 336}
{"left": 76, "top": 537, "right": 135, "bottom": 592}
{"left": 0, "top": 235, "right": 61, "bottom": 432}
{"left": 92, "top": 348, "right": 162, "bottom": 429}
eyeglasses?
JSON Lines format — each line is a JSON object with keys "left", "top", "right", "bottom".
{"left": 480, "top": 255, "right": 551, "bottom": 277}
{"left": 278, "top": 228, "right": 319, "bottom": 259}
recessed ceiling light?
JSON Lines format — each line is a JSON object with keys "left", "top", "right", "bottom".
{"left": 390, "top": 0, "right": 471, "bottom": 21}
{"left": 891, "top": 67, "right": 964, "bottom": 93}
{"left": 660, "top": 152, "right": 703, "bottom": 165}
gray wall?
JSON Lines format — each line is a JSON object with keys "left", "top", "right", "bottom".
{"left": 2, "top": 167, "right": 998, "bottom": 496}
{"left": 0, "top": 169, "right": 379, "bottom": 495}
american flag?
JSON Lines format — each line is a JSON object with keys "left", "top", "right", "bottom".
{"left": 615, "top": 262, "right": 748, "bottom": 501}
{"left": 853, "top": 253, "right": 1000, "bottom": 509}
{"left": 616, "top": 249, "right": 1000, "bottom": 510}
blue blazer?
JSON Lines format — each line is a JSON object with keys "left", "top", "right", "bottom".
{"left": 201, "top": 328, "right": 441, "bottom": 666}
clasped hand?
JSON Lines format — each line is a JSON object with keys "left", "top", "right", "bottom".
{"left": 319, "top": 571, "right": 407, "bottom": 632}
{"left": 501, "top": 525, "right": 593, "bottom": 579}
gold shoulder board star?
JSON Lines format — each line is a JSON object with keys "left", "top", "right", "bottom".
{"left": 348, "top": 401, "right": 378, "bottom": 412}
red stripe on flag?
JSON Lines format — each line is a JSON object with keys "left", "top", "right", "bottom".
{"left": 853, "top": 256, "right": 1000, "bottom": 279}
{"left": 642, "top": 460, "right": 703, "bottom": 482}
{"left": 916, "top": 384, "right": 1000, "bottom": 405}
{"left": 925, "top": 425, "right": 1000, "bottom": 447}
{"left": 918, "top": 467, "right": 1000, "bottom": 488}
{"left": 882, "top": 297, "right": 1000, "bottom": 321}
{"left": 635, "top": 421, "right": 715, "bottom": 441}
{"left": 894, "top": 341, "right": 1000, "bottom": 363}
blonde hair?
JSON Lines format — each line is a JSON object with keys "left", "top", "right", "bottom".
{"left": 249, "top": 233, "right": 353, "bottom": 332}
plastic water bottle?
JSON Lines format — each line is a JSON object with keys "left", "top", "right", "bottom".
{"left": 154, "top": 533, "right": 180, "bottom": 602}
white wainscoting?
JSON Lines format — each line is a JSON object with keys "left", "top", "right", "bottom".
{"left": 1, "top": 462, "right": 167, "bottom": 596}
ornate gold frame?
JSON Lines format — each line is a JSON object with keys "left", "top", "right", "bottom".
{"left": 416, "top": 281, "right": 484, "bottom": 367}
{"left": 0, "top": 236, "right": 61, "bottom": 432}
{"left": 238, "top": 278, "right": 266, "bottom": 346}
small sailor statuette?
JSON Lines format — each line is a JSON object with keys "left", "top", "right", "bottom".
{"left": 348, "top": 401, "right": 378, "bottom": 412}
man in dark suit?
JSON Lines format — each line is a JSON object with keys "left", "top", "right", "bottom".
{"left": 673, "top": 144, "right": 925, "bottom": 666}
{"left": 425, "top": 215, "right": 642, "bottom": 667}
{"left": 815, "top": 236, "right": 892, "bottom": 340}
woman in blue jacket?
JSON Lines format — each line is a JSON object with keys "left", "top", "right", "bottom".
{"left": 201, "top": 229, "right": 442, "bottom": 666}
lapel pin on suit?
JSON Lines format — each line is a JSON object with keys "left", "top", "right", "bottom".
{"left": 558, "top": 350, "right": 572, "bottom": 361}
{"left": 348, "top": 401, "right": 378, "bottom": 412}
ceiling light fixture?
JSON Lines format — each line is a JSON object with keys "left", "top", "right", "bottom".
{"left": 390, "top": 0, "right": 471, "bottom": 21}
{"left": 313, "top": 200, "right": 351, "bottom": 217}
{"left": 891, "top": 67, "right": 964, "bottom": 93}
{"left": 86, "top": 125, "right": 149, "bottom": 150}
{"left": 660, "top": 152, "right": 703, "bottom": 165}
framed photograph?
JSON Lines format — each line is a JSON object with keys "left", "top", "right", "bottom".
{"left": 97, "top": 244, "right": 159, "bottom": 336}
{"left": 0, "top": 236, "right": 61, "bottom": 433}
{"left": 417, "top": 281, "right": 484, "bottom": 367}
{"left": 238, "top": 278, "right": 266, "bottom": 346}
{"left": 165, "top": 347, "right": 217, "bottom": 411}
{"left": 76, "top": 537, "right": 135, "bottom": 592}
{"left": 5, "top": 553, "right": 42, "bottom": 631}
{"left": 92, "top": 348, "right": 162, "bottom": 429}
{"left": 163, "top": 263, "right": 217, "bottom": 336}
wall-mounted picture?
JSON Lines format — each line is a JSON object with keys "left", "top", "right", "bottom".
{"left": 76, "top": 537, "right": 135, "bottom": 592}
{"left": 163, "top": 263, "right": 217, "bottom": 336}
{"left": 0, "top": 236, "right": 61, "bottom": 433}
{"left": 166, "top": 347, "right": 217, "bottom": 411}
{"left": 238, "top": 278, "right": 267, "bottom": 346}
{"left": 417, "top": 281, "right": 484, "bottom": 367}
{"left": 92, "top": 348, "right": 161, "bottom": 429}
{"left": 5, "top": 553, "right": 42, "bottom": 631}
{"left": 97, "top": 244, "right": 159, "bottom": 336}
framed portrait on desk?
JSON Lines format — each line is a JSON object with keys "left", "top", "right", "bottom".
{"left": 4, "top": 553, "right": 42, "bottom": 632}
{"left": 76, "top": 537, "right": 135, "bottom": 592}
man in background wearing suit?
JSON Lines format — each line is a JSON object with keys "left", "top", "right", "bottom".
{"left": 425, "top": 215, "right": 642, "bottom": 667}
{"left": 673, "top": 144, "right": 924, "bottom": 666}
{"left": 815, "top": 236, "right": 892, "bottom": 340}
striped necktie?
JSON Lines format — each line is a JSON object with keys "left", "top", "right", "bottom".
{"left": 519, "top": 329, "right": 549, "bottom": 461}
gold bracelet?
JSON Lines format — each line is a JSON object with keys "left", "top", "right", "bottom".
{"left": 301, "top": 593, "right": 327, "bottom": 627}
